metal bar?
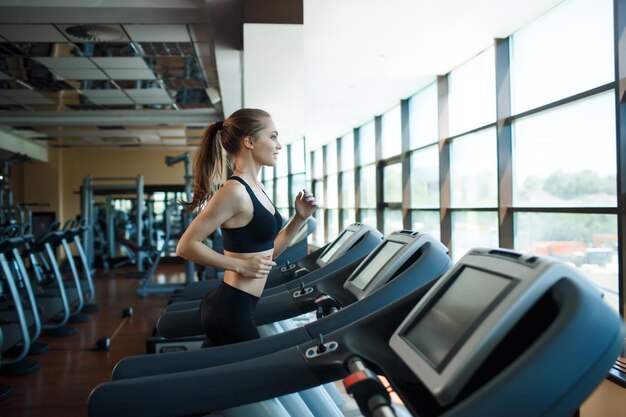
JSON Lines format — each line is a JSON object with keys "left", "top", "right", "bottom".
{"left": 401, "top": 98, "right": 411, "bottom": 229}
{"left": 615, "top": 0, "right": 626, "bottom": 319}
{"left": 0, "top": 109, "right": 217, "bottom": 126}
{"left": 496, "top": 37, "right": 514, "bottom": 249}
{"left": 136, "top": 175, "right": 144, "bottom": 273}
{"left": 375, "top": 115, "right": 384, "bottom": 233}
{"left": 438, "top": 75, "right": 452, "bottom": 251}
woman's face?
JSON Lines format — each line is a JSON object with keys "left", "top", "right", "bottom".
{"left": 252, "top": 117, "right": 282, "bottom": 166}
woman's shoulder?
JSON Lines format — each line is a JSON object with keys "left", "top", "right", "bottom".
{"left": 212, "top": 179, "right": 249, "bottom": 206}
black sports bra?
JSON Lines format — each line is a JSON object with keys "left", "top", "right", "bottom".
{"left": 221, "top": 176, "right": 283, "bottom": 253}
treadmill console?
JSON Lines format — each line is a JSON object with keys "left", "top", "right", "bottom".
{"left": 343, "top": 230, "right": 447, "bottom": 300}
{"left": 316, "top": 223, "right": 372, "bottom": 267}
{"left": 389, "top": 247, "right": 609, "bottom": 406}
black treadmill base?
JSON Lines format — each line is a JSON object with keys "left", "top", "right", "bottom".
{"left": 28, "top": 342, "right": 49, "bottom": 356}
{"left": 6, "top": 342, "right": 49, "bottom": 357}
{"left": 68, "top": 314, "right": 89, "bottom": 323}
{"left": 0, "top": 384, "right": 12, "bottom": 400}
{"left": 43, "top": 326, "right": 77, "bottom": 337}
{"left": 82, "top": 303, "right": 99, "bottom": 313}
{"left": 0, "top": 359, "right": 40, "bottom": 376}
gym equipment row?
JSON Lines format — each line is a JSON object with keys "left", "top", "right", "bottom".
{"left": 89, "top": 243, "right": 624, "bottom": 417}
{"left": 147, "top": 222, "right": 380, "bottom": 353}
{"left": 0, "top": 219, "right": 99, "bottom": 399}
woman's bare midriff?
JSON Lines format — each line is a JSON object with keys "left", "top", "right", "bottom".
{"left": 223, "top": 248, "right": 274, "bottom": 298}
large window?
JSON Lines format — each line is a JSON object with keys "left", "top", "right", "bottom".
{"left": 302, "top": 0, "right": 621, "bottom": 314}
{"left": 450, "top": 128, "right": 497, "bottom": 208}
{"left": 359, "top": 164, "right": 376, "bottom": 208}
{"left": 410, "top": 145, "right": 439, "bottom": 208}
{"left": 512, "top": 92, "right": 616, "bottom": 207}
{"left": 448, "top": 47, "right": 496, "bottom": 136}
{"left": 510, "top": 0, "right": 614, "bottom": 114}
{"left": 383, "top": 163, "right": 402, "bottom": 203}
{"left": 359, "top": 121, "right": 376, "bottom": 165}
{"left": 340, "top": 132, "right": 355, "bottom": 171}
{"left": 381, "top": 105, "right": 402, "bottom": 159}
{"left": 452, "top": 211, "right": 499, "bottom": 262}
{"left": 409, "top": 82, "right": 438, "bottom": 150}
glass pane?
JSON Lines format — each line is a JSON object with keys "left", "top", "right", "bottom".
{"left": 451, "top": 211, "right": 499, "bottom": 262}
{"left": 275, "top": 177, "right": 288, "bottom": 208}
{"left": 359, "top": 120, "right": 376, "bottom": 165}
{"left": 313, "top": 209, "right": 326, "bottom": 247}
{"left": 276, "top": 149, "right": 288, "bottom": 177}
{"left": 411, "top": 210, "right": 441, "bottom": 242}
{"left": 448, "top": 47, "right": 496, "bottom": 136}
{"left": 327, "top": 174, "right": 338, "bottom": 208}
{"left": 360, "top": 209, "right": 377, "bottom": 230}
{"left": 383, "top": 209, "right": 403, "bottom": 236}
{"left": 313, "top": 180, "right": 324, "bottom": 207}
{"left": 341, "top": 170, "right": 355, "bottom": 208}
{"left": 513, "top": 92, "right": 616, "bottom": 207}
{"left": 326, "top": 142, "right": 338, "bottom": 175}
{"left": 381, "top": 105, "right": 402, "bottom": 159}
{"left": 410, "top": 145, "right": 440, "bottom": 208}
{"left": 510, "top": 0, "right": 614, "bottom": 114}
{"left": 359, "top": 164, "right": 376, "bottom": 208}
{"left": 313, "top": 148, "right": 324, "bottom": 179}
{"left": 327, "top": 209, "right": 339, "bottom": 242}
{"left": 383, "top": 163, "right": 402, "bottom": 203}
{"left": 342, "top": 209, "right": 356, "bottom": 228}
{"left": 291, "top": 173, "right": 306, "bottom": 202}
{"left": 409, "top": 81, "right": 438, "bottom": 149}
{"left": 290, "top": 139, "right": 305, "bottom": 174}
{"left": 340, "top": 131, "right": 355, "bottom": 170}
{"left": 515, "top": 212, "right": 618, "bottom": 311}
{"left": 261, "top": 166, "right": 273, "bottom": 182}
{"left": 278, "top": 207, "right": 290, "bottom": 220}
{"left": 450, "top": 128, "right": 497, "bottom": 207}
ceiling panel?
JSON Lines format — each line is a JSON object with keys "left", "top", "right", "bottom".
{"left": 88, "top": 97, "right": 134, "bottom": 105}
{"left": 132, "top": 96, "right": 173, "bottom": 105}
{"left": 104, "top": 68, "right": 156, "bottom": 80}
{"left": 91, "top": 57, "right": 150, "bottom": 69}
{"left": 82, "top": 89, "right": 127, "bottom": 98}
{"left": 52, "top": 68, "right": 108, "bottom": 80}
{"left": 0, "top": 24, "right": 67, "bottom": 42}
{"left": 124, "top": 24, "right": 190, "bottom": 42}
{"left": 125, "top": 88, "right": 170, "bottom": 98}
{"left": 36, "top": 57, "right": 97, "bottom": 69}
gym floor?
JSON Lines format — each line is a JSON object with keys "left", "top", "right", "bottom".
{"left": 0, "top": 265, "right": 184, "bottom": 417}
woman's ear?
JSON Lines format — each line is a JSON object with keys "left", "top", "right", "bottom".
{"left": 243, "top": 136, "right": 254, "bottom": 150}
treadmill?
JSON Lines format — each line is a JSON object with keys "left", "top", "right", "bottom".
{"left": 130, "top": 231, "right": 450, "bottom": 357}
{"left": 170, "top": 222, "right": 382, "bottom": 303}
{"left": 88, "top": 247, "right": 624, "bottom": 417}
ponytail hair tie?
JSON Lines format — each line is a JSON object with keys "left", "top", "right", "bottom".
{"left": 215, "top": 121, "right": 224, "bottom": 131}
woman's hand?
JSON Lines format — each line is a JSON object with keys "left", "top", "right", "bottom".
{"left": 295, "top": 189, "right": 317, "bottom": 220}
{"left": 235, "top": 255, "right": 277, "bottom": 279}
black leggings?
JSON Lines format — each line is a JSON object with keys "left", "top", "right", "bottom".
{"left": 199, "top": 281, "right": 260, "bottom": 348}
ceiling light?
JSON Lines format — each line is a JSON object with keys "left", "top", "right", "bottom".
{"left": 64, "top": 24, "right": 125, "bottom": 42}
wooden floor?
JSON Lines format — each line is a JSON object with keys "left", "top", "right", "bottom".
{"left": 0, "top": 264, "right": 185, "bottom": 417}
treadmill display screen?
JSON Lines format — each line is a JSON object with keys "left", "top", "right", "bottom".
{"left": 319, "top": 230, "right": 355, "bottom": 263}
{"left": 351, "top": 241, "right": 405, "bottom": 290}
{"left": 403, "top": 267, "right": 512, "bottom": 370}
